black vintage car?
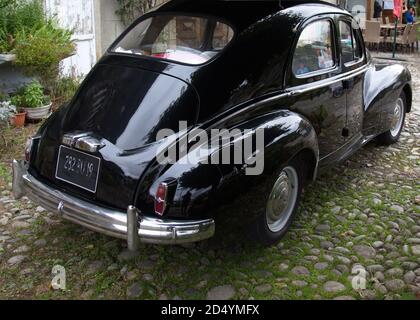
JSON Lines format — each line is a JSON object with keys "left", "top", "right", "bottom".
{"left": 13, "top": 0, "right": 412, "bottom": 249}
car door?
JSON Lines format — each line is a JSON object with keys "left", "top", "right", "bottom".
{"left": 286, "top": 17, "right": 348, "bottom": 159}
{"left": 338, "top": 17, "right": 366, "bottom": 143}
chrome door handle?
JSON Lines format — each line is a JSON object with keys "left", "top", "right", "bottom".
{"left": 287, "top": 90, "right": 304, "bottom": 97}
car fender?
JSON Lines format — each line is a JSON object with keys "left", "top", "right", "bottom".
{"left": 363, "top": 62, "right": 412, "bottom": 136}
{"left": 136, "top": 110, "right": 319, "bottom": 219}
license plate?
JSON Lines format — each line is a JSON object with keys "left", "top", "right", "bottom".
{"left": 55, "top": 146, "right": 101, "bottom": 193}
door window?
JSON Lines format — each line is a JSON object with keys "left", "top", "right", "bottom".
{"left": 339, "top": 21, "right": 363, "bottom": 65}
{"left": 292, "top": 20, "right": 335, "bottom": 76}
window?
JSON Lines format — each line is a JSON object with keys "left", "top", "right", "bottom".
{"left": 339, "top": 21, "right": 363, "bottom": 65}
{"left": 292, "top": 20, "right": 334, "bottom": 76}
{"left": 112, "top": 15, "right": 234, "bottom": 65}
{"left": 212, "top": 22, "right": 235, "bottom": 50}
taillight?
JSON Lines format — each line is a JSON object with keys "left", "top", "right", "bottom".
{"left": 24, "top": 138, "right": 33, "bottom": 162}
{"left": 154, "top": 183, "right": 168, "bottom": 216}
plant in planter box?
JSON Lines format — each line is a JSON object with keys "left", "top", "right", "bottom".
{"left": 13, "top": 21, "right": 75, "bottom": 90}
{"left": 11, "top": 82, "right": 51, "bottom": 120}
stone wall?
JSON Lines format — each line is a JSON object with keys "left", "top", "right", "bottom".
{"left": 94, "top": 0, "right": 126, "bottom": 58}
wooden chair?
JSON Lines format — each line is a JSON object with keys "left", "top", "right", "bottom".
{"left": 364, "top": 20, "right": 382, "bottom": 51}
{"left": 385, "top": 24, "right": 412, "bottom": 52}
{"left": 415, "top": 22, "right": 420, "bottom": 50}
{"left": 408, "top": 23, "right": 418, "bottom": 50}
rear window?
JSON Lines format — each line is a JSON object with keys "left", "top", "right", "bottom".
{"left": 112, "top": 15, "right": 234, "bottom": 65}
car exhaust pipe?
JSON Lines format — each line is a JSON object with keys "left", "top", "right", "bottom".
{"left": 127, "top": 206, "right": 140, "bottom": 251}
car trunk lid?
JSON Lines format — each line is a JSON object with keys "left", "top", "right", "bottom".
{"left": 31, "top": 63, "right": 199, "bottom": 210}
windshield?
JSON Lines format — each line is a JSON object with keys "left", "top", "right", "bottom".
{"left": 112, "top": 15, "right": 235, "bottom": 65}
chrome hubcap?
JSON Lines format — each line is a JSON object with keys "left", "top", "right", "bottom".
{"left": 266, "top": 167, "right": 299, "bottom": 233}
{"left": 390, "top": 98, "right": 404, "bottom": 138}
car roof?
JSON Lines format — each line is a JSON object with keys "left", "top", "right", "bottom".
{"left": 156, "top": 0, "right": 350, "bottom": 31}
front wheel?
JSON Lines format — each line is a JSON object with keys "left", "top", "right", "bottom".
{"left": 250, "top": 157, "right": 305, "bottom": 246}
{"left": 376, "top": 92, "right": 407, "bottom": 146}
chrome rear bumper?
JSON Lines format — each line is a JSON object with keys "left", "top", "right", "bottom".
{"left": 12, "top": 160, "right": 215, "bottom": 249}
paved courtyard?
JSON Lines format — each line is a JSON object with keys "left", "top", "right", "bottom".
{"left": 0, "top": 52, "right": 419, "bottom": 300}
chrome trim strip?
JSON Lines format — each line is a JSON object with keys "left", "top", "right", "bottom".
{"left": 74, "top": 136, "right": 105, "bottom": 153}
{"left": 62, "top": 132, "right": 105, "bottom": 153}
{"left": 62, "top": 132, "right": 90, "bottom": 148}
{"left": 287, "top": 65, "right": 368, "bottom": 96}
{"left": 12, "top": 160, "right": 215, "bottom": 245}
{"left": 127, "top": 206, "right": 140, "bottom": 251}
{"left": 208, "top": 65, "right": 369, "bottom": 130}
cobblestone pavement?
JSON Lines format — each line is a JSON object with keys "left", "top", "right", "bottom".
{"left": 0, "top": 53, "right": 419, "bottom": 300}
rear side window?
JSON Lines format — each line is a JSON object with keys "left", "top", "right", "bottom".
{"left": 112, "top": 15, "right": 234, "bottom": 65}
{"left": 292, "top": 20, "right": 335, "bottom": 76}
{"left": 339, "top": 21, "right": 363, "bottom": 65}
{"left": 212, "top": 21, "right": 235, "bottom": 50}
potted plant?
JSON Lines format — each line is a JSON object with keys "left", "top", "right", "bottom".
{"left": 0, "top": 99, "right": 25, "bottom": 128}
{"left": 8, "top": 96, "right": 27, "bottom": 127}
{"left": 12, "top": 82, "right": 51, "bottom": 120}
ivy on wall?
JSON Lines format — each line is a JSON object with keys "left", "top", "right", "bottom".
{"left": 0, "top": 0, "right": 17, "bottom": 10}
{"left": 116, "top": 0, "right": 163, "bottom": 25}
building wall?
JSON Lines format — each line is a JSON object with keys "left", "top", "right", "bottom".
{"left": 93, "top": 0, "right": 168, "bottom": 58}
{"left": 94, "top": 0, "right": 125, "bottom": 59}
{"left": 44, "top": 0, "right": 97, "bottom": 77}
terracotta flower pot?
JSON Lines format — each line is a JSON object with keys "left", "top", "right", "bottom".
{"left": 13, "top": 112, "right": 26, "bottom": 128}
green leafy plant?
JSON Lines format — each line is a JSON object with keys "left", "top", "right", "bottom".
{"left": 13, "top": 21, "right": 75, "bottom": 89}
{"left": 23, "top": 82, "right": 50, "bottom": 108}
{"left": 10, "top": 82, "right": 50, "bottom": 109}
{"left": 0, "top": 0, "right": 75, "bottom": 91}
{"left": 0, "top": 0, "right": 45, "bottom": 53}
{"left": 10, "top": 95, "right": 23, "bottom": 109}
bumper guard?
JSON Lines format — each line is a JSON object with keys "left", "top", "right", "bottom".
{"left": 12, "top": 160, "right": 215, "bottom": 250}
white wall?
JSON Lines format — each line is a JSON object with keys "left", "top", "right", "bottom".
{"left": 44, "top": 0, "right": 97, "bottom": 77}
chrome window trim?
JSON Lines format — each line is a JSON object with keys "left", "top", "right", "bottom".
{"left": 287, "top": 64, "right": 368, "bottom": 95}
{"left": 294, "top": 65, "right": 339, "bottom": 80}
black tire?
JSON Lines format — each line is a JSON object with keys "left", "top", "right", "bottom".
{"left": 250, "top": 156, "right": 306, "bottom": 246}
{"left": 376, "top": 92, "right": 407, "bottom": 146}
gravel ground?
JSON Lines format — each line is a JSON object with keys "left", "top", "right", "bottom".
{"left": 0, "top": 52, "right": 419, "bottom": 300}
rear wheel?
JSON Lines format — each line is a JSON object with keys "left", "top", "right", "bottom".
{"left": 251, "top": 157, "right": 306, "bottom": 246}
{"left": 376, "top": 92, "right": 407, "bottom": 146}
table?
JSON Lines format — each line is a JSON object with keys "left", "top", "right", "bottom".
{"left": 380, "top": 24, "right": 407, "bottom": 39}
{"left": 380, "top": 24, "right": 406, "bottom": 30}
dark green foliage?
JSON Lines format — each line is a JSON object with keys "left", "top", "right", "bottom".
{"left": 0, "top": 0, "right": 45, "bottom": 52}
